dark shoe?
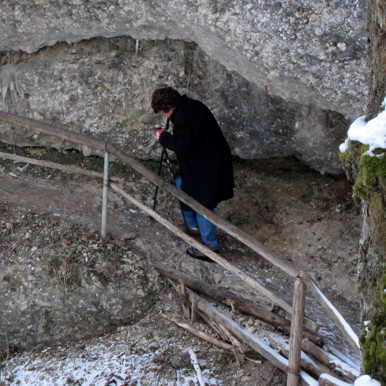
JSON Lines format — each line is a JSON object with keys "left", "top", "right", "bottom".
{"left": 186, "top": 246, "right": 219, "bottom": 262}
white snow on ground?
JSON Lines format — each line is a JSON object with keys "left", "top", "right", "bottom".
{"left": 1, "top": 340, "right": 220, "bottom": 386}
{"left": 340, "top": 97, "right": 386, "bottom": 155}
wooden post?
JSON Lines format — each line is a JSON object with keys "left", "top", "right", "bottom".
{"left": 101, "top": 151, "right": 109, "bottom": 239}
{"left": 287, "top": 278, "right": 306, "bottom": 386}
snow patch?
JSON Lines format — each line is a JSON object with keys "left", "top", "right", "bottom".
{"left": 340, "top": 97, "right": 386, "bottom": 156}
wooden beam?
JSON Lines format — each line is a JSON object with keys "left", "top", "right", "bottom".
{"left": 0, "top": 111, "right": 105, "bottom": 151}
{"left": 301, "top": 339, "right": 360, "bottom": 382}
{"left": 267, "top": 333, "right": 332, "bottom": 379}
{"left": 0, "top": 151, "right": 122, "bottom": 182}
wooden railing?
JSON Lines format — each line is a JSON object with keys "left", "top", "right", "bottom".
{"left": 0, "top": 111, "right": 360, "bottom": 385}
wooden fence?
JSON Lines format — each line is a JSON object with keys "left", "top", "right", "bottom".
{"left": 0, "top": 111, "right": 360, "bottom": 385}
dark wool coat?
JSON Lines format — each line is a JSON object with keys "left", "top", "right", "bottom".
{"left": 159, "top": 95, "right": 234, "bottom": 209}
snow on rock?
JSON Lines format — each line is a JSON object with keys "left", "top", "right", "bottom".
{"left": 354, "top": 375, "right": 381, "bottom": 386}
{"left": 340, "top": 96, "right": 386, "bottom": 155}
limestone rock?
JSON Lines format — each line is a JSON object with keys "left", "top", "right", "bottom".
{"left": 0, "top": 1, "right": 370, "bottom": 173}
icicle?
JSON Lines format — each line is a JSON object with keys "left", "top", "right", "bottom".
{"left": 0, "top": 63, "right": 25, "bottom": 109}
{"left": 135, "top": 39, "right": 140, "bottom": 54}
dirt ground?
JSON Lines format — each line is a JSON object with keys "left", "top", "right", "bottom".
{"left": 0, "top": 147, "right": 362, "bottom": 385}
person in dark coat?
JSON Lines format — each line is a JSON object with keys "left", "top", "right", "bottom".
{"left": 151, "top": 86, "right": 234, "bottom": 260}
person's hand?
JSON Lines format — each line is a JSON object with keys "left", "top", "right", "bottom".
{"left": 154, "top": 128, "right": 164, "bottom": 141}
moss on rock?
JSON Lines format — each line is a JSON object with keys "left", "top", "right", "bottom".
{"left": 359, "top": 267, "right": 386, "bottom": 384}
{"left": 340, "top": 133, "right": 385, "bottom": 383}
{"left": 339, "top": 140, "right": 386, "bottom": 201}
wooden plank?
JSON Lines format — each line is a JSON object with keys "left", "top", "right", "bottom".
{"left": 299, "top": 272, "right": 360, "bottom": 352}
{"left": 287, "top": 278, "right": 306, "bottom": 386}
{"left": 0, "top": 151, "right": 122, "bottom": 182}
{"left": 153, "top": 263, "right": 323, "bottom": 346}
{"left": 302, "top": 339, "right": 360, "bottom": 382}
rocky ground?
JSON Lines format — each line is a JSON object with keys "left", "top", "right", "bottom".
{"left": 0, "top": 145, "right": 362, "bottom": 385}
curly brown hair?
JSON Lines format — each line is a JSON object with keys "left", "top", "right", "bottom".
{"left": 151, "top": 87, "right": 181, "bottom": 113}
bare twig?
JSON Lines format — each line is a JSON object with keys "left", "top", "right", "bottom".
{"left": 188, "top": 348, "right": 206, "bottom": 386}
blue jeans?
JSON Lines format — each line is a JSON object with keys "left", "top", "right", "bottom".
{"left": 175, "top": 176, "right": 219, "bottom": 249}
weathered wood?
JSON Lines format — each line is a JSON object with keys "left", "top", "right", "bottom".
{"left": 177, "top": 280, "right": 191, "bottom": 319}
{"left": 183, "top": 286, "right": 318, "bottom": 386}
{"left": 101, "top": 151, "right": 109, "bottom": 239}
{"left": 318, "top": 374, "right": 353, "bottom": 386}
{"left": 0, "top": 151, "right": 122, "bottom": 182}
{"left": 191, "top": 292, "right": 197, "bottom": 323}
{"left": 111, "top": 183, "right": 302, "bottom": 320}
{"left": 198, "top": 310, "right": 230, "bottom": 342}
{"left": 153, "top": 263, "right": 323, "bottom": 345}
{"left": 299, "top": 272, "right": 359, "bottom": 352}
{"left": 217, "top": 323, "right": 246, "bottom": 364}
{"left": 188, "top": 348, "right": 206, "bottom": 386}
{"left": 161, "top": 313, "right": 234, "bottom": 351}
{"left": 0, "top": 111, "right": 106, "bottom": 151}
{"left": 287, "top": 278, "right": 306, "bottom": 386}
{"left": 301, "top": 339, "right": 360, "bottom": 382}
{"left": 324, "top": 345, "right": 360, "bottom": 371}
{"left": 268, "top": 333, "right": 332, "bottom": 379}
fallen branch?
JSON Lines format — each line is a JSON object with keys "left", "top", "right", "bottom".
{"left": 267, "top": 333, "right": 332, "bottom": 379}
{"left": 182, "top": 286, "right": 318, "bottom": 385}
{"left": 217, "top": 323, "right": 246, "bottom": 365}
{"left": 188, "top": 348, "right": 206, "bottom": 386}
{"left": 301, "top": 339, "right": 360, "bottom": 382}
{"left": 160, "top": 313, "right": 234, "bottom": 351}
{"left": 153, "top": 263, "right": 323, "bottom": 345}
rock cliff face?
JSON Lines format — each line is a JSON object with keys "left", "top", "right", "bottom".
{"left": 0, "top": 0, "right": 370, "bottom": 173}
